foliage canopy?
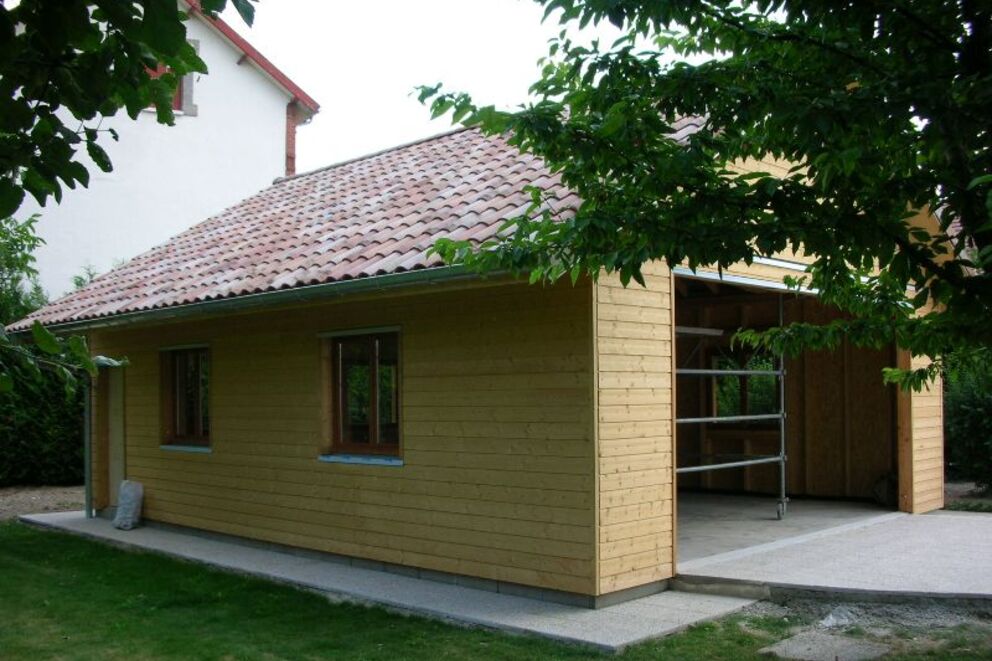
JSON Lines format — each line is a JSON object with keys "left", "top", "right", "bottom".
{"left": 0, "top": 0, "right": 253, "bottom": 389}
{"left": 421, "top": 0, "right": 992, "bottom": 387}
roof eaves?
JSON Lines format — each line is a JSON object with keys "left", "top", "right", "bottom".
{"left": 184, "top": 0, "right": 320, "bottom": 116}
{"left": 25, "top": 265, "right": 491, "bottom": 334}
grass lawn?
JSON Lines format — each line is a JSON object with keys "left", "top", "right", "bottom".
{"left": 1, "top": 521, "right": 989, "bottom": 660}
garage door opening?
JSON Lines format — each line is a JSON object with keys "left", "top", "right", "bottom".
{"left": 673, "top": 274, "right": 899, "bottom": 567}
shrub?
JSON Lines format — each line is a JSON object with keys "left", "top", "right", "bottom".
{"left": 0, "top": 366, "right": 84, "bottom": 487}
{"left": 0, "top": 216, "right": 86, "bottom": 487}
{"left": 944, "top": 361, "right": 992, "bottom": 492}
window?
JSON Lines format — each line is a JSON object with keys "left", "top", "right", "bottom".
{"left": 147, "top": 64, "right": 185, "bottom": 111}
{"left": 161, "top": 348, "right": 210, "bottom": 446}
{"left": 710, "top": 350, "right": 778, "bottom": 424}
{"left": 330, "top": 332, "right": 400, "bottom": 455}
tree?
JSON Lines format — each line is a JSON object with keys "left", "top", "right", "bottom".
{"left": 0, "top": 0, "right": 254, "bottom": 390}
{"left": 0, "top": 215, "right": 47, "bottom": 324}
{"left": 0, "top": 217, "right": 84, "bottom": 487}
{"left": 0, "top": 0, "right": 255, "bottom": 217}
{"left": 71, "top": 264, "right": 99, "bottom": 291}
{"left": 420, "top": 0, "right": 992, "bottom": 387}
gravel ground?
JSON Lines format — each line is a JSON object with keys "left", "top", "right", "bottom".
{"left": 745, "top": 598, "right": 992, "bottom": 657}
{"left": 0, "top": 485, "right": 84, "bottom": 521}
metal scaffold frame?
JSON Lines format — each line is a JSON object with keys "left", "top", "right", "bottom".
{"left": 674, "top": 294, "right": 789, "bottom": 520}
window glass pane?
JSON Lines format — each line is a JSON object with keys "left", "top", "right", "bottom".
{"left": 174, "top": 353, "right": 188, "bottom": 436}
{"left": 198, "top": 350, "right": 210, "bottom": 437}
{"left": 339, "top": 338, "right": 371, "bottom": 444}
{"left": 174, "top": 350, "right": 208, "bottom": 440}
{"left": 377, "top": 335, "right": 399, "bottom": 445}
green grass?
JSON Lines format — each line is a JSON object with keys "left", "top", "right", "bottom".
{"left": 945, "top": 499, "right": 992, "bottom": 513}
{"left": 0, "top": 522, "right": 792, "bottom": 660}
{"left": 1, "top": 521, "right": 989, "bottom": 660}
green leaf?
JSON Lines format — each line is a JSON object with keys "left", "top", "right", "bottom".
{"left": 230, "top": 0, "right": 256, "bottom": 26}
{"left": 0, "top": 178, "right": 25, "bottom": 217}
{"left": 141, "top": 0, "right": 186, "bottom": 55}
{"left": 0, "top": 372, "right": 12, "bottom": 393}
{"left": 31, "top": 322, "right": 61, "bottom": 355}
{"left": 86, "top": 141, "right": 113, "bottom": 173}
{"left": 67, "top": 335, "right": 97, "bottom": 375}
{"left": 967, "top": 174, "right": 992, "bottom": 190}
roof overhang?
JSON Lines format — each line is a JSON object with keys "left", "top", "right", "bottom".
{"left": 184, "top": 0, "right": 320, "bottom": 119}
{"left": 33, "top": 265, "right": 484, "bottom": 334}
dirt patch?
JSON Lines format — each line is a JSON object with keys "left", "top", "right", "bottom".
{"left": 0, "top": 485, "right": 84, "bottom": 521}
{"left": 744, "top": 599, "right": 992, "bottom": 659}
{"left": 946, "top": 480, "right": 991, "bottom": 502}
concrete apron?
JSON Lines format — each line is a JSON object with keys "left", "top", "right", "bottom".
{"left": 18, "top": 511, "right": 752, "bottom": 653}
{"left": 675, "top": 510, "right": 992, "bottom": 605}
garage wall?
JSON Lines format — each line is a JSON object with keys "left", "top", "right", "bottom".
{"left": 593, "top": 262, "right": 676, "bottom": 594}
{"left": 897, "top": 352, "right": 945, "bottom": 513}
{"left": 675, "top": 292, "right": 899, "bottom": 502}
{"left": 89, "top": 278, "right": 600, "bottom": 595}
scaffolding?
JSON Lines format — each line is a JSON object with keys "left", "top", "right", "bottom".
{"left": 674, "top": 295, "right": 789, "bottom": 520}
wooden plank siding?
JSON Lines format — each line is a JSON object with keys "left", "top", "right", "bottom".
{"left": 897, "top": 351, "right": 945, "bottom": 513}
{"left": 83, "top": 251, "right": 944, "bottom": 601}
{"left": 593, "top": 261, "right": 676, "bottom": 595}
{"left": 89, "top": 279, "right": 600, "bottom": 595}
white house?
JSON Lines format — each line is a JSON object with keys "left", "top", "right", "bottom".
{"left": 24, "top": 3, "right": 319, "bottom": 297}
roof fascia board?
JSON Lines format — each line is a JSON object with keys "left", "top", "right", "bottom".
{"left": 183, "top": 1, "right": 320, "bottom": 116}
{"left": 673, "top": 265, "right": 818, "bottom": 294}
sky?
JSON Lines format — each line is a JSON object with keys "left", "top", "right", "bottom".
{"left": 218, "top": 0, "right": 623, "bottom": 172}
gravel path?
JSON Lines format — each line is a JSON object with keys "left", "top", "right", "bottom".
{"left": 0, "top": 485, "right": 84, "bottom": 521}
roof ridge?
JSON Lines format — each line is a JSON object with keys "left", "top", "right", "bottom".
{"left": 274, "top": 125, "right": 478, "bottom": 184}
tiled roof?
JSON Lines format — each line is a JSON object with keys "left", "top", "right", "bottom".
{"left": 15, "top": 118, "right": 705, "bottom": 330}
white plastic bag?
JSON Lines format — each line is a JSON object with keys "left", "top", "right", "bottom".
{"left": 112, "top": 480, "right": 144, "bottom": 530}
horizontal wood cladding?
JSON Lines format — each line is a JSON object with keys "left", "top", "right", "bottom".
{"left": 897, "top": 352, "right": 945, "bottom": 513}
{"left": 594, "top": 262, "right": 676, "bottom": 595}
{"left": 89, "top": 279, "right": 599, "bottom": 595}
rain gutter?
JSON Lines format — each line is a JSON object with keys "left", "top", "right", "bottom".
{"left": 43, "top": 265, "right": 487, "bottom": 334}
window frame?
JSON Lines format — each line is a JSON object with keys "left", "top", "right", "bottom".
{"left": 160, "top": 345, "right": 211, "bottom": 447}
{"left": 324, "top": 328, "right": 402, "bottom": 457}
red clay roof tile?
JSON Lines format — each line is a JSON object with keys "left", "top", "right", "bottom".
{"left": 14, "top": 118, "right": 705, "bottom": 330}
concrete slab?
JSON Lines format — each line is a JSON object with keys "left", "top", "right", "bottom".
{"left": 678, "top": 493, "right": 892, "bottom": 563}
{"left": 759, "top": 631, "right": 890, "bottom": 661}
{"left": 680, "top": 507, "right": 992, "bottom": 601}
{"left": 19, "top": 512, "right": 753, "bottom": 653}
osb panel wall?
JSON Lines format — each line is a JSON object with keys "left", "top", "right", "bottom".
{"left": 89, "top": 279, "right": 600, "bottom": 595}
{"left": 675, "top": 292, "right": 899, "bottom": 502}
{"left": 594, "top": 261, "right": 675, "bottom": 595}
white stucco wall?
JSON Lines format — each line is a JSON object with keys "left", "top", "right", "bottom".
{"left": 23, "top": 16, "right": 297, "bottom": 297}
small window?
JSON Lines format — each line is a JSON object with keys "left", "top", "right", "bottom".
{"left": 711, "top": 350, "right": 778, "bottom": 425}
{"left": 330, "top": 332, "right": 400, "bottom": 455}
{"left": 148, "top": 64, "right": 185, "bottom": 111}
{"left": 161, "top": 348, "right": 210, "bottom": 446}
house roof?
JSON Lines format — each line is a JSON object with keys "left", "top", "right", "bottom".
{"left": 186, "top": 1, "right": 320, "bottom": 118}
{"left": 13, "top": 118, "right": 705, "bottom": 332}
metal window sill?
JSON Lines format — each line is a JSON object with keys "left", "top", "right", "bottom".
{"left": 160, "top": 444, "right": 212, "bottom": 454}
{"left": 318, "top": 454, "right": 403, "bottom": 467}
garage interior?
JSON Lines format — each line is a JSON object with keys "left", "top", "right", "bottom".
{"left": 673, "top": 274, "right": 900, "bottom": 566}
